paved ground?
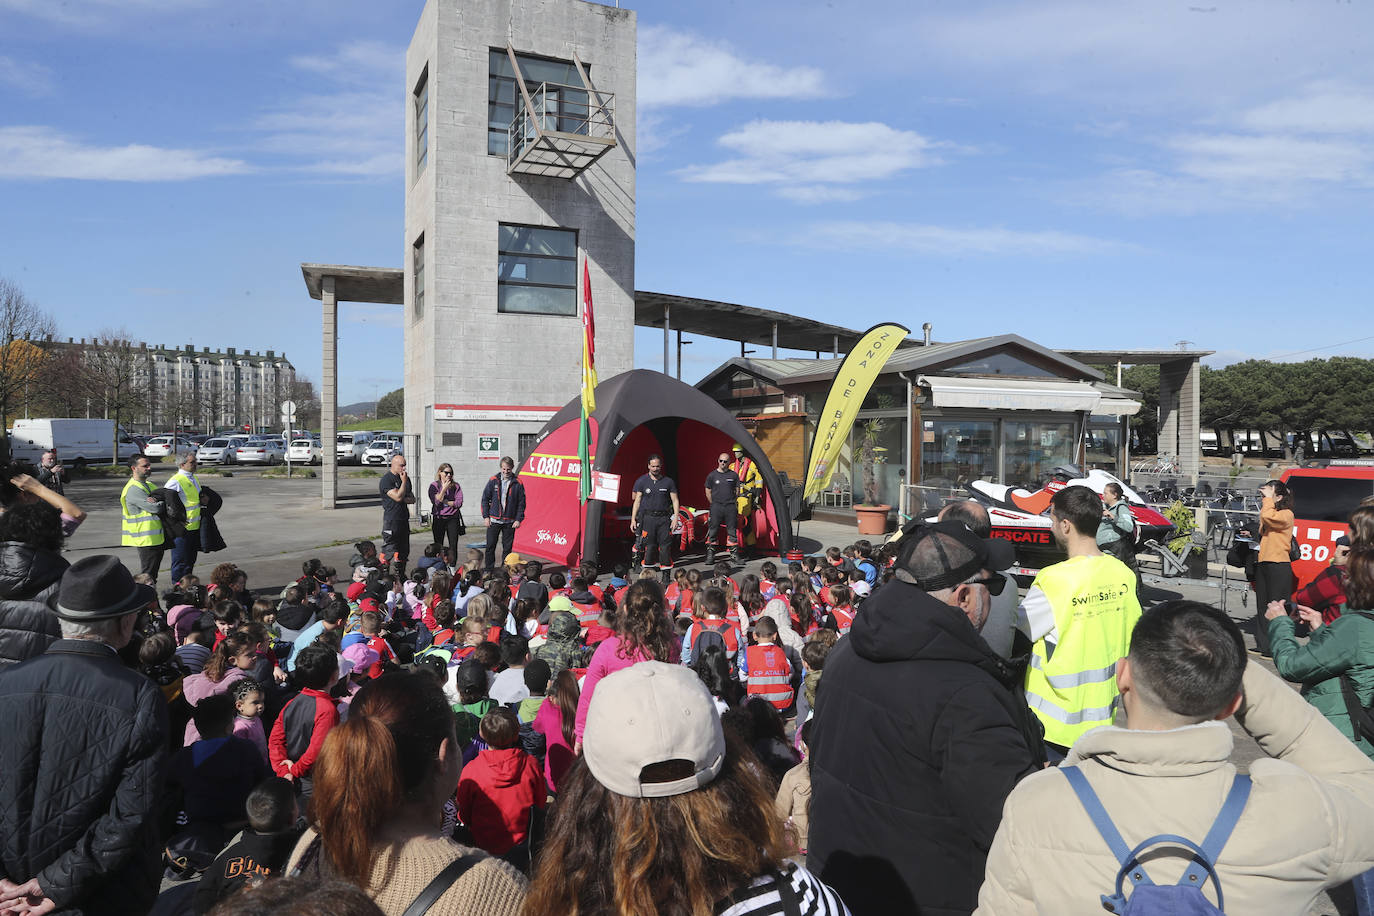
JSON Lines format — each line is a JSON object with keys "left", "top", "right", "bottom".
{"left": 65, "top": 473, "right": 1347, "bottom": 914}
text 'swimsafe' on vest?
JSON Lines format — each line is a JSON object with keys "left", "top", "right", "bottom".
{"left": 1024, "top": 556, "right": 1141, "bottom": 747}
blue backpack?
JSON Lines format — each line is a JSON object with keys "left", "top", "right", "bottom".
{"left": 1062, "top": 766, "right": 1251, "bottom": 915}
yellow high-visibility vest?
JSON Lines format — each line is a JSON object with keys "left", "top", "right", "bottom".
{"left": 1023, "top": 555, "right": 1140, "bottom": 747}
{"left": 170, "top": 470, "right": 202, "bottom": 531}
{"left": 121, "top": 478, "right": 165, "bottom": 548}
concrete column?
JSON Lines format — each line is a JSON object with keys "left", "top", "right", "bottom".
{"left": 662, "top": 304, "right": 670, "bottom": 374}
{"left": 321, "top": 277, "right": 338, "bottom": 509}
{"left": 1158, "top": 357, "right": 1201, "bottom": 484}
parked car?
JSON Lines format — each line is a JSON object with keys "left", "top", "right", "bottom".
{"left": 288, "top": 437, "right": 323, "bottom": 465}
{"left": 336, "top": 431, "right": 374, "bottom": 465}
{"left": 196, "top": 438, "right": 237, "bottom": 465}
{"left": 141, "top": 435, "right": 195, "bottom": 459}
{"left": 363, "top": 438, "right": 401, "bottom": 466}
{"left": 234, "top": 438, "right": 286, "bottom": 465}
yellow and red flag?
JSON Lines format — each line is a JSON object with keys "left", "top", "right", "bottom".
{"left": 578, "top": 262, "right": 597, "bottom": 502}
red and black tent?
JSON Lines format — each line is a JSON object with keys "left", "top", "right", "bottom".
{"left": 511, "top": 369, "right": 795, "bottom": 568}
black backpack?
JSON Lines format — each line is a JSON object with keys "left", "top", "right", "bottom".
{"left": 692, "top": 624, "right": 729, "bottom": 661}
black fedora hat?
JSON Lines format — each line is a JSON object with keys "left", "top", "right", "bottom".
{"left": 51, "top": 555, "right": 155, "bottom": 621}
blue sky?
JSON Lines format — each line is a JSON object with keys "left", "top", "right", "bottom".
{"left": 2, "top": 0, "right": 1372, "bottom": 404}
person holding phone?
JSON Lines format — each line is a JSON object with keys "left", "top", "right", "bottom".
{"left": 1253, "top": 480, "right": 1296, "bottom": 656}
{"left": 428, "top": 463, "right": 464, "bottom": 564}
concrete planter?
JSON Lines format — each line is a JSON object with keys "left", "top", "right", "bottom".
{"left": 854, "top": 504, "right": 891, "bottom": 536}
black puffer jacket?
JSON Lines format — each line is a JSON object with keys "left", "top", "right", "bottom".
{"left": 0, "top": 541, "right": 68, "bottom": 670}
{"left": 807, "top": 580, "right": 1040, "bottom": 916}
{"left": 0, "top": 640, "right": 168, "bottom": 915}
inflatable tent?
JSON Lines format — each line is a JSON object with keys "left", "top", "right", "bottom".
{"left": 511, "top": 369, "right": 795, "bottom": 569}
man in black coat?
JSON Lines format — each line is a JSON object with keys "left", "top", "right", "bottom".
{"left": 808, "top": 520, "right": 1042, "bottom": 916}
{"left": 0, "top": 555, "right": 168, "bottom": 916}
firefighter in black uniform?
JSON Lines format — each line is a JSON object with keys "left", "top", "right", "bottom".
{"left": 703, "top": 451, "right": 740, "bottom": 566}
{"left": 630, "top": 454, "right": 680, "bottom": 581}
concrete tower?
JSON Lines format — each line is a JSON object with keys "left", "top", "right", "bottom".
{"left": 404, "top": 0, "right": 636, "bottom": 505}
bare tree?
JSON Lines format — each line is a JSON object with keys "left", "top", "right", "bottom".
{"left": 288, "top": 376, "right": 320, "bottom": 431}
{"left": 0, "top": 278, "right": 58, "bottom": 426}
{"left": 32, "top": 347, "right": 92, "bottom": 418}
{"left": 162, "top": 381, "right": 200, "bottom": 436}
{"left": 81, "top": 329, "right": 149, "bottom": 464}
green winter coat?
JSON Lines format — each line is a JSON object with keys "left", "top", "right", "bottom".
{"left": 1269, "top": 611, "right": 1374, "bottom": 760}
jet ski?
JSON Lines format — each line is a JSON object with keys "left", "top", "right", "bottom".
{"left": 957, "top": 465, "right": 1174, "bottom": 576}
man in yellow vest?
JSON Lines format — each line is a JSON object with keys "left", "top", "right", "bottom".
{"left": 165, "top": 450, "right": 202, "bottom": 582}
{"left": 730, "top": 443, "right": 762, "bottom": 558}
{"left": 120, "top": 455, "right": 166, "bottom": 582}
{"left": 1018, "top": 485, "right": 1142, "bottom": 762}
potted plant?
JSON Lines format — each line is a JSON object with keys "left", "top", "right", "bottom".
{"left": 1164, "top": 500, "right": 1208, "bottom": 578}
{"left": 854, "top": 417, "right": 891, "bottom": 536}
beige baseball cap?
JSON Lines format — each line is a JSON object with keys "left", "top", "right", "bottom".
{"left": 583, "top": 661, "right": 725, "bottom": 798}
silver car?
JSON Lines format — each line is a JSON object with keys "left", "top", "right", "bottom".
{"left": 196, "top": 438, "right": 235, "bottom": 465}
{"left": 235, "top": 438, "right": 286, "bottom": 465}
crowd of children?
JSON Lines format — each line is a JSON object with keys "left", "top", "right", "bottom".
{"left": 114, "top": 535, "right": 895, "bottom": 913}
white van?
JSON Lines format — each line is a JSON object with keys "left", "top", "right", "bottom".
{"left": 8, "top": 419, "right": 143, "bottom": 467}
{"left": 336, "top": 431, "right": 374, "bottom": 465}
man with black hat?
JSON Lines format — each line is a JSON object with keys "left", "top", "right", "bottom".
{"left": 807, "top": 519, "right": 1042, "bottom": 916}
{"left": 0, "top": 555, "right": 168, "bottom": 916}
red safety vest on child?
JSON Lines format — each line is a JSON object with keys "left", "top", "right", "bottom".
{"left": 485, "top": 624, "right": 504, "bottom": 644}
{"left": 745, "top": 643, "right": 794, "bottom": 711}
{"left": 693, "top": 617, "right": 740, "bottom": 659}
{"left": 571, "top": 600, "right": 601, "bottom": 628}
{"left": 830, "top": 605, "right": 856, "bottom": 634}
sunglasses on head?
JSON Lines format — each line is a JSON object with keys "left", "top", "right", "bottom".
{"left": 962, "top": 573, "right": 1007, "bottom": 596}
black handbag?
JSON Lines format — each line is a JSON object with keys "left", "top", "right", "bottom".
{"left": 456, "top": 509, "right": 467, "bottom": 537}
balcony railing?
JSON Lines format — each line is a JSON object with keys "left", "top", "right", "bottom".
{"left": 508, "top": 80, "right": 616, "bottom": 179}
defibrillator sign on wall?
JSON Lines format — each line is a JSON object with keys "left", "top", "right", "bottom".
{"left": 478, "top": 435, "right": 501, "bottom": 458}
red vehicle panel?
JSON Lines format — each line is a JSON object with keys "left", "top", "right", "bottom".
{"left": 1280, "top": 466, "right": 1374, "bottom": 591}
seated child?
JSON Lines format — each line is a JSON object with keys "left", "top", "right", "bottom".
{"left": 516, "top": 659, "right": 551, "bottom": 724}
{"left": 231, "top": 677, "right": 269, "bottom": 765}
{"left": 191, "top": 777, "right": 302, "bottom": 915}
{"left": 585, "top": 609, "right": 616, "bottom": 647}
{"left": 455, "top": 708, "right": 546, "bottom": 857}
{"left": 170, "top": 695, "right": 272, "bottom": 832}
{"left": 416, "top": 543, "right": 446, "bottom": 574}
{"left": 774, "top": 719, "right": 813, "bottom": 856}
{"left": 268, "top": 645, "right": 339, "bottom": 802}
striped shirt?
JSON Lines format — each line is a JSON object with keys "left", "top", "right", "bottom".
{"left": 716, "top": 862, "right": 851, "bottom": 916}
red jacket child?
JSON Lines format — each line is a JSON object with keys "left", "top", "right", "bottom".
{"left": 455, "top": 708, "right": 546, "bottom": 856}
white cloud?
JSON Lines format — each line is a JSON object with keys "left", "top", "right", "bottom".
{"left": 290, "top": 40, "right": 403, "bottom": 86}
{"left": 798, "top": 220, "right": 1132, "bottom": 257}
{"left": 0, "top": 126, "right": 249, "bottom": 181}
{"left": 678, "top": 120, "right": 941, "bottom": 197}
{"left": 250, "top": 41, "right": 404, "bottom": 177}
{"left": 909, "top": 1, "right": 1374, "bottom": 112}
{"left": 0, "top": 0, "right": 208, "bottom": 26}
{"left": 1239, "top": 83, "right": 1374, "bottom": 135}
{"left": 777, "top": 186, "right": 867, "bottom": 204}
{"left": 1167, "top": 133, "right": 1370, "bottom": 186}
{"left": 638, "top": 25, "right": 829, "bottom": 109}
{"left": 0, "top": 55, "right": 52, "bottom": 95}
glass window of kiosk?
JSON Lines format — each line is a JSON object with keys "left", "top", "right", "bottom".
{"left": 1002, "top": 419, "right": 1076, "bottom": 486}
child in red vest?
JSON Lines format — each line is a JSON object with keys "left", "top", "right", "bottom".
{"left": 742, "top": 616, "right": 796, "bottom": 713}
{"left": 585, "top": 609, "right": 616, "bottom": 647}
{"left": 455, "top": 707, "right": 546, "bottom": 856}
{"left": 358, "top": 610, "right": 397, "bottom": 678}
{"left": 682, "top": 586, "right": 741, "bottom": 666}
{"left": 825, "top": 584, "right": 856, "bottom": 635}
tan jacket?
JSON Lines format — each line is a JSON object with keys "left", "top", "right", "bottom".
{"left": 975, "top": 663, "right": 1374, "bottom": 915}
{"left": 1258, "top": 497, "right": 1295, "bottom": 564}
{"left": 775, "top": 761, "right": 812, "bottom": 853}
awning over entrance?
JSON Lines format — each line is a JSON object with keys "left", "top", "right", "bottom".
{"left": 918, "top": 375, "right": 1103, "bottom": 412}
